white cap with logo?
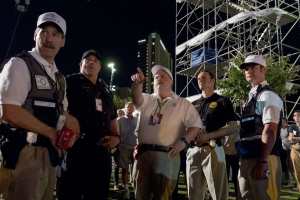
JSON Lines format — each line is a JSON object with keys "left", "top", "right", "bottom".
{"left": 37, "top": 12, "right": 66, "bottom": 35}
{"left": 240, "top": 55, "right": 267, "bottom": 69}
{"left": 151, "top": 64, "right": 173, "bottom": 80}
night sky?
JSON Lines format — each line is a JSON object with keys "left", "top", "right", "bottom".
{"left": 0, "top": 0, "right": 175, "bottom": 87}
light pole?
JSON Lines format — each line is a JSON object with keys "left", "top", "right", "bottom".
{"left": 107, "top": 62, "right": 116, "bottom": 91}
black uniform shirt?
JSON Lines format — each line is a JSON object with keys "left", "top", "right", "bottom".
{"left": 66, "top": 73, "right": 117, "bottom": 144}
{"left": 288, "top": 124, "right": 300, "bottom": 137}
{"left": 193, "top": 93, "right": 237, "bottom": 133}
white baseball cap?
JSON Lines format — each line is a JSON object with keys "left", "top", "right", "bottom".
{"left": 240, "top": 55, "right": 267, "bottom": 69}
{"left": 37, "top": 12, "right": 66, "bottom": 35}
{"left": 151, "top": 64, "right": 173, "bottom": 80}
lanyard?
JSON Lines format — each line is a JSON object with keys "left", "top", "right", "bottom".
{"left": 155, "top": 98, "right": 169, "bottom": 115}
{"left": 157, "top": 99, "right": 169, "bottom": 112}
{"left": 149, "top": 98, "right": 171, "bottom": 125}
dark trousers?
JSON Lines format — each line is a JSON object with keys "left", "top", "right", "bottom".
{"left": 280, "top": 149, "right": 291, "bottom": 183}
{"left": 112, "top": 148, "right": 120, "bottom": 186}
{"left": 226, "top": 154, "right": 240, "bottom": 199}
{"left": 57, "top": 145, "right": 112, "bottom": 200}
{"left": 172, "top": 150, "right": 186, "bottom": 200}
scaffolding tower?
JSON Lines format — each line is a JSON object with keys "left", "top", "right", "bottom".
{"left": 176, "top": 0, "right": 300, "bottom": 118}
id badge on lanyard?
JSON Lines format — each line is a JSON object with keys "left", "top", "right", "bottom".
{"left": 149, "top": 99, "right": 168, "bottom": 125}
{"left": 95, "top": 98, "right": 103, "bottom": 112}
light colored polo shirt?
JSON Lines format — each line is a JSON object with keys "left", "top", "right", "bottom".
{"left": 136, "top": 92, "right": 203, "bottom": 146}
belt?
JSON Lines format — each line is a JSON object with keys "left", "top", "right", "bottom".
{"left": 190, "top": 142, "right": 210, "bottom": 148}
{"left": 139, "top": 144, "right": 170, "bottom": 152}
{"left": 190, "top": 140, "right": 222, "bottom": 148}
{"left": 240, "top": 135, "right": 261, "bottom": 142}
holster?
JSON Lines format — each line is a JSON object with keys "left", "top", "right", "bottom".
{"left": 0, "top": 125, "right": 27, "bottom": 169}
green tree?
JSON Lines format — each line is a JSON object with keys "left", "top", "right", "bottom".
{"left": 217, "top": 55, "right": 299, "bottom": 107}
{"left": 113, "top": 94, "right": 126, "bottom": 109}
{"left": 112, "top": 87, "right": 132, "bottom": 109}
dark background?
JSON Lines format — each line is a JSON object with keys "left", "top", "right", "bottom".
{"left": 0, "top": 0, "right": 176, "bottom": 87}
{"left": 1, "top": 0, "right": 299, "bottom": 116}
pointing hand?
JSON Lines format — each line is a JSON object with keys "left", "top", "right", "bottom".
{"left": 131, "top": 67, "right": 145, "bottom": 84}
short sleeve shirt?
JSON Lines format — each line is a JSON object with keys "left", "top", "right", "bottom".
{"left": 288, "top": 124, "right": 300, "bottom": 149}
{"left": 288, "top": 124, "right": 300, "bottom": 137}
{"left": 0, "top": 48, "right": 68, "bottom": 110}
{"left": 193, "top": 93, "right": 238, "bottom": 133}
{"left": 136, "top": 93, "right": 203, "bottom": 146}
{"left": 66, "top": 73, "right": 117, "bottom": 141}
{"left": 249, "top": 81, "right": 283, "bottom": 124}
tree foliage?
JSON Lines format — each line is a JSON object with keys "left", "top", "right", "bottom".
{"left": 113, "top": 94, "right": 126, "bottom": 109}
{"left": 112, "top": 87, "right": 132, "bottom": 109}
{"left": 217, "top": 55, "right": 299, "bottom": 107}
{"left": 265, "top": 57, "right": 298, "bottom": 97}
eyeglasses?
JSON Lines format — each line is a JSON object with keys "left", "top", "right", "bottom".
{"left": 242, "top": 64, "right": 260, "bottom": 71}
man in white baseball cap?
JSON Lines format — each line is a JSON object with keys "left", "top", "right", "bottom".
{"left": 130, "top": 65, "right": 202, "bottom": 199}
{"left": 151, "top": 64, "right": 173, "bottom": 80}
{"left": 239, "top": 54, "right": 267, "bottom": 69}
{"left": 237, "top": 54, "right": 283, "bottom": 200}
{"left": 0, "top": 11, "right": 79, "bottom": 200}
{"left": 37, "top": 12, "right": 66, "bottom": 35}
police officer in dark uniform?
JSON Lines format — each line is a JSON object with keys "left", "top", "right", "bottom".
{"left": 237, "top": 55, "right": 283, "bottom": 200}
{"left": 58, "top": 49, "right": 120, "bottom": 200}
{"left": 186, "top": 69, "right": 239, "bottom": 200}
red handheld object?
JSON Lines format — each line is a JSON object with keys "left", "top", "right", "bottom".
{"left": 56, "top": 127, "right": 75, "bottom": 150}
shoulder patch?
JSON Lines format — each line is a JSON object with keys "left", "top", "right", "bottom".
{"left": 35, "top": 75, "right": 51, "bottom": 90}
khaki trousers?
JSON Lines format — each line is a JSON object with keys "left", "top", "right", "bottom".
{"left": 0, "top": 167, "right": 13, "bottom": 199}
{"left": 267, "top": 155, "right": 282, "bottom": 200}
{"left": 238, "top": 157, "right": 281, "bottom": 200}
{"left": 2, "top": 145, "right": 56, "bottom": 200}
{"left": 291, "top": 148, "right": 300, "bottom": 191}
{"left": 186, "top": 145, "right": 228, "bottom": 200}
{"left": 134, "top": 151, "right": 180, "bottom": 200}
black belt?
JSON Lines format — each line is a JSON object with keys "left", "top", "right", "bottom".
{"left": 189, "top": 142, "right": 222, "bottom": 148}
{"left": 139, "top": 144, "right": 170, "bottom": 152}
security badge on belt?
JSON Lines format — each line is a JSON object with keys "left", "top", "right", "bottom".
{"left": 35, "top": 75, "right": 51, "bottom": 90}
